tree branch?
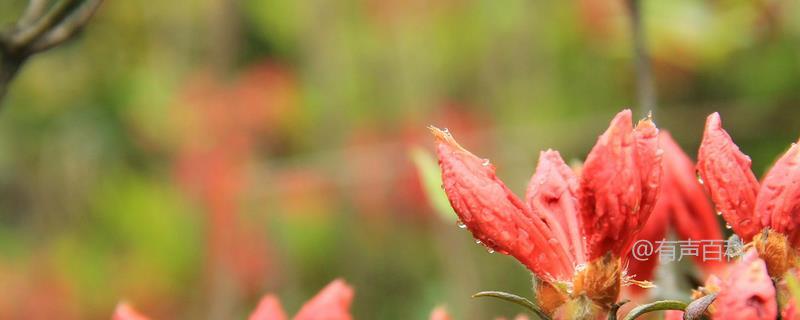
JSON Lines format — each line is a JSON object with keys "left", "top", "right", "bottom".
{"left": 627, "top": 0, "right": 657, "bottom": 116}
{"left": 0, "top": 0, "right": 104, "bottom": 105}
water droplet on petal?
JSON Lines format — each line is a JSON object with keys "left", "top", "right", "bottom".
{"left": 475, "top": 239, "right": 482, "bottom": 245}
{"left": 716, "top": 211, "right": 723, "bottom": 216}
{"left": 456, "top": 220, "right": 466, "bottom": 229}
{"left": 486, "top": 247, "right": 495, "bottom": 254}
{"left": 725, "top": 223, "right": 732, "bottom": 229}
{"left": 575, "top": 263, "right": 587, "bottom": 273}
{"left": 482, "top": 159, "right": 490, "bottom": 167}
{"left": 696, "top": 171, "right": 704, "bottom": 185}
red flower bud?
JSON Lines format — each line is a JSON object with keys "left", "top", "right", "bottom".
{"left": 580, "top": 110, "right": 661, "bottom": 259}
{"left": 431, "top": 126, "right": 573, "bottom": 280}
{"left": 697, "top": 112, "right": 761, "bottom": 241}
{"left": 755, "top": 142, "right": 800, "bottom": 247}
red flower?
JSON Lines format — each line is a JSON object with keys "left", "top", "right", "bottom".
{"left": 697, "top": 112, "right": 761, "bottom": 241}
{"left": 697, "top": 112, "right": 800, "bottom": 277}
{"left": 112, "top": 303, "right": 150, "bottom": 320}
{"left": 627, "top": 131, "right": 724, "bottom": 288}
{"left": 432, "top": 109, "right": 661, "bottom": 313}
{"left": 712, "top": 249, "right": 777, "bottom": 320}
{"left": 250, "top": 279, "right": 354, "bottom": 320}
{"left": 675, "top": 249, "right": 777, "bottom": 320}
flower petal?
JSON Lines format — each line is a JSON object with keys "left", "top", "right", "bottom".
{"left": 249, "top": 295, "right": 288, "bottom": 320}
{"left": 754, "top": 141, "right": 800, "bottom": 246}
{"left": 294, "top": 279, "right": 354, "bottom": 320}
{"left": 712, "top": 249, "right": 777, "bottom": 320}
{"left": 697, "top": 112, "right": 761, "bottom": 241}
{"left": 526, "top": 150, "right": 584, "bottom": 266}
{"left": 432, "top": 126, "right": 573, "bottom": 280}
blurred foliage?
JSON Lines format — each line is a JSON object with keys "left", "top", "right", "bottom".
{"left": 0, "top": 0, "right": 798, "bottom": 319}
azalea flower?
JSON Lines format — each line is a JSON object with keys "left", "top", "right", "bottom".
{"left": 431, "top": 110, "right": 662, "bottom": 317}
{"left": 697, "top": 112, "right": 800, "bottom": 277}
{"left": 663, "top": 248, "right": 777, "bottom": 320}
{"left": 626, "top": 131, "right": 724, "bottom": 290}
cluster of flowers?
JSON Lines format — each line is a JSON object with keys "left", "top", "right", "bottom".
{"left": 431, "top": 110, "right": 800, "bottom": 319}
{"left": 114, "top": 279, "right": 353, "bottom": 320}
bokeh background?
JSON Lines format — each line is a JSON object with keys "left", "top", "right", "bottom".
{"left": 0, "top": 0, "right": 799, "bottom": 319}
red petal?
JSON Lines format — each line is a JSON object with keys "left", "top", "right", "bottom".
{"left": 526, "top": 150, "right": 584, "bottom": 265}
{"left": 783, "top": 298, "right": 799, "bottom": 320}
{"left": 632, "top": 116, "right": 662, "bottom": 233}
{"left": 580, "top": 110, "right": 660, "bottom": 259}
{"left": 712, "top": 249, "right": 777, "bottom": 320}
{"left": 697, "top": 112, "right": 761, "bottom": 241}
{"left": 294, "top": 279, "right": 354, "bottom": 320}
{"left": 432, "top": 127, "right": 574, "bottom": 280}
{"left": 625, "top": 189, "right": 669, "bottom": 285}
{"left": 754, "top": 142, "right": 800, "bottom": 246}
{"left": 660, "top": 131, "right": 724, "bottom": 272}
{"left": 112, "top": 303, "right": 150, "bottom": 320}
{"left": 249, "top": 295, "right": 288, "bottom": 320}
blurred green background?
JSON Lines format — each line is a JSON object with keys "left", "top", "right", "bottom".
{"left": 0, "top": 0, "right": 799, "bottom": 319}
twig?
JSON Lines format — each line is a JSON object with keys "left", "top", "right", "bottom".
{"left": 9, "top": 0, "right": 82, "bottom": 53}
{"left": 30, "top": 0, "right": 104, "bottom": 53}
{"left": 627, "top": 0, "right": 657, "bottom": 116}
{"left": 18, "top": 0, "right": 49, "bottom": 29}
{"left": 0, "top": 0, "right": 104, "bottom": 105}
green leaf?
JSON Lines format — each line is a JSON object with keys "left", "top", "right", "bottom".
{"left": 683, "top": 293, "right": 716, "bottom": 320}
{"left": 621, "top": 300, "right": 688, "bottom": 320}
{"left": 472, "top": 291, "right": 552, "bottom": 320}
{"left": 410, "top": 146, "right": 455, "bottom": 222}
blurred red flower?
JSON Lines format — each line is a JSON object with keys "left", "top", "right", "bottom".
{"left": 249, "top": 279, "right": 354, "bottom": 320}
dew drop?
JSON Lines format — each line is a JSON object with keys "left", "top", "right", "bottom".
{"left": 696, "top": 172, "right": 704, "bottom": 185}
{"left": 456, "top": 220, "right": 466, "bottom": 229}
{"left": 725, "top": 223, "right": 732, "bottom": 230}
{"left": 475, "top": 239, "right": 482, "bottom": 245}
{"left": 716, "top": 211, "right": 723, "bottom": 216}
{"left": 482, "top": 159, "right": 490, "bottom": 167}
{"left": 486, "top": 247, "right": 495, "bottom": 254}
{"left": 440, "top": 183, "right": 445, "bottom": 190}
{"left": 575, "top": 263, "right": 587, "bottom": 273}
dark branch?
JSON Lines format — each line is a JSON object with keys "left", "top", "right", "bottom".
{"left": 0, "top": 0, "right": 104, "bottom": 105}
{"left": 627, "top": 0, "right": 657, "bottom": 116}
